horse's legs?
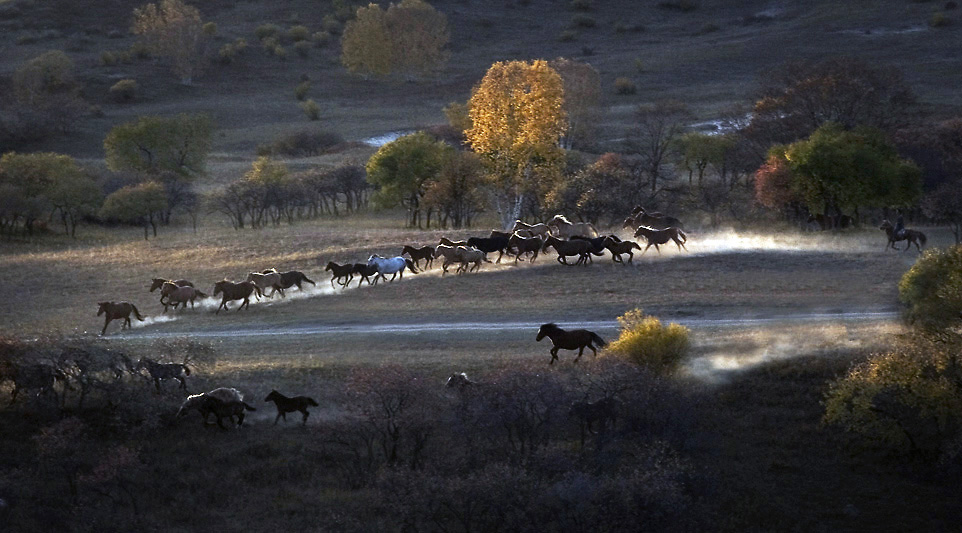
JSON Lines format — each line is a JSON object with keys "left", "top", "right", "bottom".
{"left": 101, "top": 317, "right": 110, "bottom": 335}
{"left": 177, "top": 376, "right": 187, "bottom": 390}
{"left": 301, "top": 409, "right": 309, "bottom": 424}
{"left": 239, "top": 297, "right": 249, "bottom": 311}
{"left": 124, "top": 316, "right": 132, "bottom": 330}
{"left": 274, "top": 412, "right": 282, "bottom": 425}
{"left": 549, "top": 347, "right": 559, "bottom": 365}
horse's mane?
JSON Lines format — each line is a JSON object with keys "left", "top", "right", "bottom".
{"left": 551, "top": 214, "right": 571, "bottom": 224}
{"left": 541, "top": 322, "right": 560, "bottom": 330}
{"left": 207, "top": 387, "right": 243, "bottom": 403}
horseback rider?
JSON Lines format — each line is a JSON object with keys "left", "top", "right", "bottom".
{"left": 894, "top": 209, "right": 906, "bottom": 240}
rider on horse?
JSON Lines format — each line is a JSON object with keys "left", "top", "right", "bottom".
{"left": 894, "top": 209, "right": 906, "bottom": 240}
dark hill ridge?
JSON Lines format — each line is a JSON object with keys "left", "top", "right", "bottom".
{"left": 1, "top": 0, "right": 959, "bottom": 158}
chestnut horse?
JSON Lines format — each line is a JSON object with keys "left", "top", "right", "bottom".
{"left": 213, "top": 280, "right": 261, "bottom": 314}
{"left": 542, "top": 236, "right": 592, "bottom": 266}
{"left": 97, "top": 301, "right": 145, "bottom": 335}
{"left": 402, "top": 245, "right": 436, "bottom": 269}
{"left": 633, "top": 225, "right": 688, "bottom": 254}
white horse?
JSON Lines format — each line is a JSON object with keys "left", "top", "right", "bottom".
{"left": 547, "top": 214, "right": 597, "bottom": 238}
{"left": 367, "top": 254, "right": 418, "bottom": 282}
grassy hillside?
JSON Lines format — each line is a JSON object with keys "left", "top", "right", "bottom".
{"left": 1, "top": 0, "right": 959, "bottom": 160}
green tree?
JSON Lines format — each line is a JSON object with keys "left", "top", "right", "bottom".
{"left": 7, "top": 50, "right": 87, "bottom": 138}
{"left": 466, "top": 60, "right": 567, "bottom": 228}
{"left": 104, "top": 114, "right": 212, "bottom": 177}
{"left": 366, "top": 132, "right": 452, "bottom": 227}
{"left": 0, "top": 152, "right": 101, "bottom": 238}
{"left": 923, "top": 178, "right": 962, "bottom": 244}
{"left": 782, "top": 123, "right": 921, "bottom": 223}
{"left": 341, "top": 0, "right": 449, "bottom": 79}
{"left": 99, "top": 181, "right": 168, "bottom": 240}
{"left": 132, "top": 0, "right": 211, "bottom": 84}
{"left": 241, "top": 156, "right": 294, "bottom": 227}
{"left": 898, "top": 245, "right": 962, "bottom": 332}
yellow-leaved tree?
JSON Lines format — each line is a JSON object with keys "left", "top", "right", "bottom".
{"left": 465, "top": 60, "right": 567, "bottom": 229}
{"left": 132, "top": 0, "right": 210, "bottom": 84}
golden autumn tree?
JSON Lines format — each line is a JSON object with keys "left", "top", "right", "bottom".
{"left": 132, "top": 0, "right": 210, "bottom": 84}
{"left": 465, "top": 60, "right": 567, "bottom": 228}
{"left": 341, "top": 0, "right": 449, "bottom": 79}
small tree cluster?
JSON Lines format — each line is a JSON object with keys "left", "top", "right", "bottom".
{"left": 0, "top": 50, "right": 87, "bottom": 145}
{"left": 898, "top": 245, "right": 962, "bottom": 332}
{"left": 99, "top": 181, "right": 168, "bottom": 240}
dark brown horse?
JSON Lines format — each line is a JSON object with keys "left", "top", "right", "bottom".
{"left": 325, "top": 261, "right": 355, "bottom": 288}
{"left": 351, "top": 263, "right": 380, "bottom": 286}
{"left": 880, "top": 220, "right": 927, "bottom": 252}
{"left": 603, "top": 236, "right": 642, "bottom": 264}
{"left": 541, "top": 236, "right": 592, "bottom": 266}
{"left": 467, "top": 236, "right": 510, "bottom": 263}
{"left": 536, "top": 323, "right": 607, "bottom": 364}
{"left": 136, "top": 357, "right": 190, "bottom": 391}
{"left": 633, "top": 225, "right": 688, "bottom": 254}
{"left": 624, "top": 206, "right": 685, "bottom": 231}
{"left": 97, "top": 301, "right": 145, "bottom": 335}
{"left": 402, "top": 245, "right": 435, "bottom": 269}
{"left": 212, "top": 280, "right": 261, "bottom": 314}
{"left": 507, "top": 233, "right": 543, "bottom": 262}
{"left": 262, "top": 269, "right": 316, "bottom": 292}
{"left": 264, "top": 389, "right": 319, "bottom": 425}
{"left": 177, "top": 387, "right": 256, "bottom": 428}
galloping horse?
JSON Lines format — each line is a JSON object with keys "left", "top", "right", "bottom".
{"left": 633, "top": 225, "right": 688, "bottom": 254}
{"left": 150, "top": 278, "right": 193, "bottom": 308}
{"left": 212, "top": 280, "right": 261, "bottom": 314}
{"left": 542, "top": 236, "right": 592, "bottom": 266}
{"left": 247, "top": 271, "right": 284, "bottom": 298}
{"left": 880, "top": 220, "right": 927, "bottom": 252}
{"left": 512, "top": 219, "right": 552, "bottom": 238}
{"left": 325, "top": 261, "right": 355, "bottom": 288}
{"left": 507, "top": 233, "right": 543, "bottom": 262}
{"left": 455, "top": 246, "right": 485, "bottom": 274}
{"left": 445, "top": 372, "right": 477, "bottom": 389}
{"left": 97, "top": 301, "right": 145, "bottom": 335}
{"left": 136, "top": 357, "right": 190, "bottom": 391}
{"left": 351, "top": 263, "right": 380, "bottom": 286}
{"left": 160, "top": 282, "right": 207, "bottom": 313}
{"left": 603, "top": 236, "right": 642, "bottom": 264}
{"left": 402, "top": 245, "right": 436, "bottom": 269}
{"left": 439, "top": 237, "right": 469, "bottom": 248}
{"left": 177, "top": 387, "right": 256, "bottom": 428}
{"left": 367, "top": 254, "right": 418, "bottom": 282}
{"left": 264, "top": 389, "right": 319, "bottom": 425}
{"left": 536, "top": 323, "right": 607, "bottom": 365}
{"left": 467, "top": 235, "right": 510, "bottom": 263}
{"left": 547, "top": 214, "right": 597, "bottom": 238}
{"left": 623, "top": 207, "right": 685, "bottom": 231}
{"left": 262, "top": 269, "right": 316, "bottom": 292}
{"left": 433, "top": 245, "right": 465, "bottom": 274}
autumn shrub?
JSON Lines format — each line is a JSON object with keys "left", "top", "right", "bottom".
{"left": 301, "top": 99, "right": 320, "bottom": 121}
{"left": 559, "top": 29, "right": 578, "bottom": 41}
{"left": 218, "top": 43, "right": 237, "bottom": 64}
{"left": 312, "top": 30, "right": 331, "bottom": 47}
{"left": 294, "top": 80, "right": 310, "bottom": 100}
{"left": 898, "top": 245, "right": 962, "bottom": 331}
{"left": 273, "top": 45, "right": 287, "bottom": 60}
{"left": 606, "top": 309, "right": 690, "bottom": 374}
{"left": 288, "top": 24, "right": 310, "bottom": 41}
{"left": 614, "top": 76, "right": 637, "bottom": 95}
{"left": 100, "top": 50, "right": 118, "bottom": 66}
{"left": 930, "top": 11, "right": 951, "bottom": 26}
{"left": 255, "top": 23, "right": 280, "bottom": 40}
{"left": 202, "top": 21, "right": 217, "bottom": 36}
{"left": 256, "top": 129, "right": 344, "bottom": 157}
{"left": 108, "top": 79, "right": 138, "bottom": 102}
{"left": 129, "top": 40, "right": 151, "bottom": 59}
{"left": 823, "top": 333, "right": 962, "bottom": 460}
{"left": 294, "top": 40, "right": 311, "bottom": 57}
{"left": 322, "top": 14, "right": 342, "bottom": 34}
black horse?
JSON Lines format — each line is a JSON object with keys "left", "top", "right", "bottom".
{"left": 264, "top": 389, "right": 319, "bottom": 425}
{"left": 467, "top": 236, "right": 510, "bottom": 263}
{"left": 536, "top": 323, "right": 607, "bottom": 365}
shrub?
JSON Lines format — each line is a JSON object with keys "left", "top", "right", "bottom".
{"left": 898, "top": 245, "right": 962, "bottom": 331}
{"left": 605, "top": 309, "right": 690, "bottom": 374}
{"left": 255, "top": 23, "right": 280, "bottom": 40}
{"left": 202, "top": 21, "right": 217, "bottom": 36}
{"left": 930, "top": 12, "right": 951, "bottom": 26}
{"left": 614, "top": 77, "right": 637, "bottom": 95}
{"left": 571, "top": 14, "right": 597, "bottom": 28}
{"left": 256, "top": 129, "right": 344, "bottom": 157}
{"left": 301, "top": 99, "right": 321, "bottom": 121}
{"left": 288, "top": 25, "right": 310, "bottom": 41}
{"left": 109, "top": 79, "right": 138, "bottom": 103}
{"left": 273, "top": 45, "right": 287, "bottom": 60}
{"left": 559, "top": 29, "right": 578, "bottom": 41}
{"left": 100, "top": 50, "right": 117, "bottom": 66}
{"left": 294, "top": 40, "right": 311, "bottom": 57}
{"left": 129, "top": 40, "right": 151, "bottom": 59}
{"left": 294, "top": 80, "right": 310, "bottom": 101}
{"left": 570, "top": 0, "right": 593, "bottom": 10}
{"left": 322, "top": 14, "right": 342, "bottom": 34}
{"left": 312, "top": 31, "right": 331, "bottom": 47}
{"left": 261, "top": 36, "right": 279, "bottom": 50}
{"left": 234, "top": 37, "right": 248, "bottom": 53}
{"left": 218, "top": 43, "right": 236, "bottom": 64}
{"left": 824, "top": 334, "right": 962, "bottom": 459}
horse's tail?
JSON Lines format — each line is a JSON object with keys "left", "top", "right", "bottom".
{"left": 242, "top": 401, "right": 257, "bottom": 411}
{"left": 302, "top": 273, "right": 316, "bottom": 286}
{"left": 631, "top": 242, "right": 641, "bottom": 251}
{"left": 676, "top": 228, "right": 688, "bottom": 243}
{"left": 307, "top": 397, "right": 319, "bottom": 406}
{"left": 195, "top": 290, "right": 208, "bottom": 299}
{"left": 919, "top": 232, "right": 927, "bottom": 247}
{"left": 590, "top": 332, "right": 607, "bottom": 348}
{"left": 405, "top": 258, "right": 419, "bottom": 273}
{"left": 131, "top": 304, "right": 145, "bottom": 321}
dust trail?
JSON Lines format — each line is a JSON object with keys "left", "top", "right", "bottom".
{"left": 132, "top": 315, "right": 177, "bottom": 328}
{"left": 615, "top": 228, "right": 875, "bottom": 257}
